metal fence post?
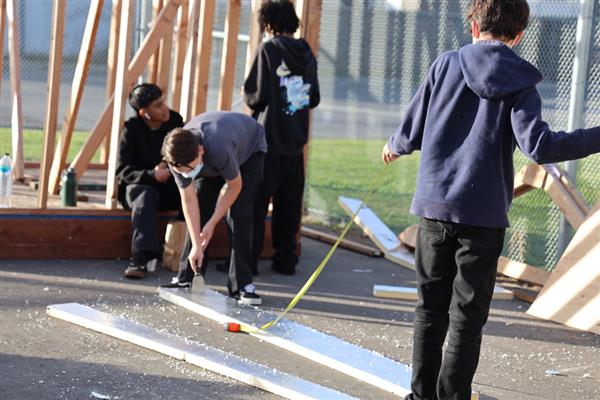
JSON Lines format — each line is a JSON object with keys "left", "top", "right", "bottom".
{"left": 558, "top": 0, "right": 596, "bottom": 258}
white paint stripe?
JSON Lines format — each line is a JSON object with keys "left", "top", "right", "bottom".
{"left": 47, "top": 303, "right": 357, "bottom": 400}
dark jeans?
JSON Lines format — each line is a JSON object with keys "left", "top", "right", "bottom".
{"left": 122, "top": 182, "right": 181, "bottom": 264}
{"left": 411, "top": 218, "right": 505, "bottom": 400}
{"left": 252, "top": 153, "right": 304, "bottom": 273}
{"left": 177, "top": 152, "right": 264, "bottom": 294}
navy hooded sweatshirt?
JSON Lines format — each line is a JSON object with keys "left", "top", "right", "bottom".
{"left": 244, "top": 36, "right": 320, "bottom": 155}
{"left": 388, "top": 40, "right": 600, "bottom": 228}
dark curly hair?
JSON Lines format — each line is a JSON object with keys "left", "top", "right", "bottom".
{"left": 128, "top": 83, "right": 162, "bottom": 111}
{"left": 467, "top": 0, "right": 529, "bottom": 40}
{"left": 258, "top": 0, "right": 300, "bottom": 35}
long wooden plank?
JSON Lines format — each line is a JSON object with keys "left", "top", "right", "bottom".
{"left": 6, "top": 0, "right": 24, "bottom": 180}
{"left": 105, "top": 0, "right": 135, "bottom": 209}
{"left": 373, "top": 285, "right": 514, "bottom": 301}
{"left": 0, "top": 0, "right": 6, "bottom": 97}
{"left": 37, "top": 0, "right": 66, "bottom": 208}
{"left": 496, "top": 257, "right": 551, "bottom": 286}
{"left": 159, "top": 287, "right": 413, "bottom": 397}
{"left": 169, "top": 0, "right": 188, "bottom": 112}
{"left": 156, "top": 2, "right": 174, "bottom": 92}
{"left": 338, "top": 196, "right": 416, "bottom": 269}
{"left": 191, "top": 0, "right": 216, "bottom": 115}
{"left": 300, "top": 226, "right": 383, "bottom": 257}
{"left": 178, "top": 0, "right": 200, "bottom": 120}
{"left": 217, "top": 0, "right": 241, "bottom": 110}
{"left": 242, "top": 0, "right": 264, "bottom": 114}
{"left": 48, "top": 303, "right": 357, "bottom": 400}
{"left": 49, "top": 0, "right": 104, "bottom": 195}
{"left": 147, "top": 0, "right": 164, "bottom": 84}
{"left": 69, "top": 0, "right": 182, "bottom": 183}
{"left": 101, "top": 0, "right": 122, "bottom": 165}
{"left": 527, "top": 200, "right": 600, "bottom": 334}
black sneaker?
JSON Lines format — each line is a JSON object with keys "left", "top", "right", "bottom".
{"left": 160, "top": 278, "right": 191, "bottom": 289}
{"left": 124, "top": 262, "right": 147, "bottom": 279}
{"left": 239, "top": 290, "right": 262, "bottom": 306}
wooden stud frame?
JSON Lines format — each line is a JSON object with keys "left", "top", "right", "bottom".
{"left": 217, "top": 0, "right": 241, "bottom": 111}
{"left": 6, "top": 0, "right": 24, "bottom": 180}
{"left": 179, "top": 0, "right": 201, "bottom": 120}
{"left": 69, "top": 0, "right": 182, "bottom": 183}
{"left": 38, "top": 0, "right": 66, "bottom": 208}
{"left": 169, "top": 0, "right": 189, "bottom": 112}
{"left": 49, "top": 0, "right": 105, "bottom": 195}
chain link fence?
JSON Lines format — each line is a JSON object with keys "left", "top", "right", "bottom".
{"left": 307, "top": 0, "right": 600, "bottom": 271}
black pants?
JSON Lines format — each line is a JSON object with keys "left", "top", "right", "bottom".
{"left": 411, "top": 218, "right": 505, "bottom": 400}
{"left": 122, "top": 182, "right": 181, "bottom": 264}
{"left": 177, "top": 152, "right": 264, "bottom": 295}
{"left": 252, "top": 153, "right": 304, "bottom": 273}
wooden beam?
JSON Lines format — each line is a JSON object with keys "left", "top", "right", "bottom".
{"left": 69, "top": 0, "right": 182, "bottom": 183}
{"left": 190, "top": 0, "right": 216, "bottom": 115}
{"left": 295, "top": 0, "right": 322, "bottom": 55}
{"left": 0, "top": 0, "right": 6, "bottom": 97}
{"left": 6, "top": 0, "right": 24, "bottom": 180}
{"left": 157, "top": 1, "right": 174, "bottom": 92}
{"left": 242, "top": 0, "right": 264, "bottom": 114}
{"left": 496, "top": 256, "right": 551, "bottom": 286}
{"left": 300, "top": 226, "right": 383, "bottom": 257}
{"left": 179, "top": 0, "right": 201, "bottom": 120}
{"left": 147, "top": 0, "right": 164, "bottom": 84}
{"left": 105, "top": 0, "right": 135, "bottom": 209}
{"left": 38, "top": 0, "right": 66, "bottom": 208}
{"left": 527, "top": 200, "right": 600, "bottom": 334}
{"left": 217, "top": 0, "right": 241, "bottom": 111}
{"left": 542, "top": 164, "right": 590, "bottom": 215}
{"left": 169, "top": 0, "right": 188, "bottom": 112}
{"left": 373, "top": 285, "right": 514, "bottom": 301}
{"left": 48, "top": 0, "right": 104, "bottom": 195}
{"left": 101, "top": 0, "right": 122, "bottom": 165}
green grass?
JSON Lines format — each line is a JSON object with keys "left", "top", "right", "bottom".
{"left": 0, "top": 128, "right": 101, "bottom": 163}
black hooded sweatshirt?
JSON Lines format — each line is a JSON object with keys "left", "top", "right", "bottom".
{"left": 243, "top": 36, "right": 320, "bottom": 156}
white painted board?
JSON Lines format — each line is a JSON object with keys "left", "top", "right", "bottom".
{"left": 374, "top": 285, "right": 513, "bottom": 301}
{"left": 47, "top": 303, "right": 358, "bottom": 400}
{"left": 159, "top": 287, "right": 412, "bottom": 397}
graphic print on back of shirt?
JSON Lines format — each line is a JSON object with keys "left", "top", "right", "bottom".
{"left": 277, "top": 60, "right": 311, "bottom": 115}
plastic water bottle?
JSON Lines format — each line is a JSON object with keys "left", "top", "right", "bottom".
{"left": 0, "top": 153, "right": 12, "bottom": 208}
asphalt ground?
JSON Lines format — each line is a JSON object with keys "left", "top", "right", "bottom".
{"left": 1, "top": 237, "right": 599, "bottom": 400}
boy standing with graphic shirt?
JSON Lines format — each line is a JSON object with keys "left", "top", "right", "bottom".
{"left": 382, "top": 1, "right": 600, "bottom": 399}
{"left": 244, "top": 0, "right": 320, "bottom": 276}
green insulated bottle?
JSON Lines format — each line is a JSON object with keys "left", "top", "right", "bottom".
{"left": 60, "top": 168, "right": 77, "bottom": 207}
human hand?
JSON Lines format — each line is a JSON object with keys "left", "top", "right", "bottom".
{"left": 199, "top": 222, "right": 215, "bottom": 251}
{"left": 154, "top": 166, "right": 171, "bottom": 183}
{"left": 381, "top": 143, "right": 399, "bottom": 164}
{"left": 188, "top": 243, "right": 204, "bottom": 273}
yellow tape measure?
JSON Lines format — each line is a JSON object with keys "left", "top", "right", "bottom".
{"left": 237, "top": 163, "right": 390, "bottom": 334}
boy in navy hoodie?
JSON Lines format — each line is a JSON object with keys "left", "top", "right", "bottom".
{"left": 382, "top": 1, "right": 600, "bottom": 399}
{"left": 244, "top": 0, "right": 320, "bottom": 276}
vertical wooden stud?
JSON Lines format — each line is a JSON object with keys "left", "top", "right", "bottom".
{"left": 191, "top": 0, "right": 216, "bottom": 115}
{"left": 217, "top": 0, "right": 241, "bottom": 111}
{"left": 38, "top": 0, "right": 66, "bottom": 208}
{"left": 157, "top": 1, "right": 174, "bottom": 93}
{"left": 101, "top": 0, "right": 122, "bottom": 165}
{"left": 105, "top": 0, "right": 135, "bottom": 209}
{"left": 179, "top": 0, "right": 200, "bottom": 120}
{"left": 243, "top": 0, "right": 265, "bottom": 114}
{"left": 169, "top": 0, "right": 188, "bottom": 112}
{"left": 6, "top": 0, "right": 24, "bottom": 180}
{"left": 49, "top": 0, "right": 104, "bottom": 195}
{"left": 147, "top": 0, "right": 164, "bottom": 83}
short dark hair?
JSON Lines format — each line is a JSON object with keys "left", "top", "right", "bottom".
{"left": 467, "top": 0, "right": 529, "bottom": 40}
{"left": 161, "top": 128, "right": 202, "bottom": 167}
{"left": 129, "top": 83, "right": 162, "bottom": 111}
{"left": 258, "top": 0, "right": 299, "bottom": 35}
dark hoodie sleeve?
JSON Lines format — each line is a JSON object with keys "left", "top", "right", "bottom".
{"left": 243, "top": 45, "right": 270, "bottom": 113}
{"left": 511, "top": 88, "right": 600, "bottom": 163}
{"left": 115, "top": 122, "right": 155, "bottom": 185}
{"left": 387, "top": 63, "right": 435, "bottom": 155}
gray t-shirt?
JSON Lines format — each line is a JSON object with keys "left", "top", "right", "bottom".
{"left": 172, "top": 111, "right": 267, "bottom": 188}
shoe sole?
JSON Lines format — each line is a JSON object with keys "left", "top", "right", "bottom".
{"left": 239, "top": 298, "right": 262, "bottom": 306}
{"left": 124, "top": 271, "right": 144, "bottom": 279}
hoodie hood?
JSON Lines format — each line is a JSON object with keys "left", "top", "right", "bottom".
{"left": 458, "top": 40, "right": 542, "bottom": 99}
{"left": 269, "top": 36, "right": 315, "bottom": 75}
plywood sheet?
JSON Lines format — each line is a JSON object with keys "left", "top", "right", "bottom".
{"left": 373, "top": 285, "right": 513, "bottom": 301}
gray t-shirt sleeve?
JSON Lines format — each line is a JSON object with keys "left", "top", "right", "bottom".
{"left": 169, "top": 165, "right": 193, "bottom": 188}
